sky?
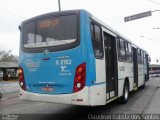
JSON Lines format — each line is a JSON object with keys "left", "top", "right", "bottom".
{"left": 0, "top": 0, "right": 160, "bottom": 64}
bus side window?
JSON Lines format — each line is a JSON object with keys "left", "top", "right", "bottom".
{"left": 118, "top": 38, "right": 125, "bottom": 62}
{"left": 125, "top": 42, "right": 132, "bottom": 63}
{"left": 91, "top": 23, "right": 94, "bottom": 41}
{"left": 138, "top": 49, "right": 142, "bottom": 64}
{"left": 141, "top": 51, "right": 144, "bottom": 64}
{"left": 129, "top": 43, "right": 133, "bottom": 62}
{"left": 94, "top": 25, "right": 102, "bottom": 43}
{"left": 137, "top": 49, "right": 139, "bottom": 63}
{"left": 91, "top": 22, "right": 104, "bottom": 59}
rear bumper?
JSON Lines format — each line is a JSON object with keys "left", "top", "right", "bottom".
{"left": 19, "top": 86, "right": 90, "bottom": 106}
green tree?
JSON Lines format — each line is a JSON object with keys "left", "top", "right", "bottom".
{"left": 0, "top": 50, "right": 19, "bottom": 63}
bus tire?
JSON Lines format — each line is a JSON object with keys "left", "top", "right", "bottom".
{"left": 120, "top": 81, "right": 129, "bottom": 104}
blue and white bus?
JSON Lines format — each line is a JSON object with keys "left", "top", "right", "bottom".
{"left": 19, "top": 10, "right": 149, "bottom": 106}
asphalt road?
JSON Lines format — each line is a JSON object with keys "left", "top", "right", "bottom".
{"left": 0, "top": 77, "right": 160, "bottom": 120}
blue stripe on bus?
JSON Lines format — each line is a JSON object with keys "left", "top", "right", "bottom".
{"left": 94, "top": 82, "right": 106, "bottom": 85}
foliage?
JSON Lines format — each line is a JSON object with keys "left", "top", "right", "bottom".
{"left": 0, "top": 50, "right": 18, "bottom": 63}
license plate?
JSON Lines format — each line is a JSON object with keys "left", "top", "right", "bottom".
{"left": 42, "top": 86, "right": 53, "bottom": 92}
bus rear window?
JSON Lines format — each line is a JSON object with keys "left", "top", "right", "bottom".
{"left": 22, "top": 15, "right": 78, "bottom": 52}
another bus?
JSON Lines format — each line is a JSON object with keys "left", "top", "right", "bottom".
{"left": 19, "top": 10, "right": 149, "bottom": 106}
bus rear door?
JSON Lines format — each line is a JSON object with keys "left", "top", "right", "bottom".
{"left": 103, "top": 31, "right": 118, "bottom": 100}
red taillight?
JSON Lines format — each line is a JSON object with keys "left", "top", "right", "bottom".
{"left": 73, "top": 63, "right": 86, "bottom": 93}
{"left": 19, "top": 67, "right": 26, "bottom": 90}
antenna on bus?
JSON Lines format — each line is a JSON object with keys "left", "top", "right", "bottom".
{"left": 58, "top": 0, "right": 61, "bottom": 11}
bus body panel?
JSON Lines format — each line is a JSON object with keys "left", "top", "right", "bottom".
{"left": 20, "top": 83, "right": 107, "bottom": 106}
{"left": 126, "top": 63, "right": 134, "bottom": 92}
{"left": 95, "top": 59, "right": 106, "bottom": 84}
{"left": 20, "top": 86, "right": 90, "bottom": 105}
{"left": 138, "top": 64, "right": 145, "bottom": 87}
{"left": 79, "top": 11, "right": 96, "bottom": 87}
{"left": 89, "top": 83, "right": 106, "bottom": 105}
{"left": 20, "top": 48, "right": 84, "bottom": 94}
{"left": 118, "top": 60, "right": 134, "bottom": 97}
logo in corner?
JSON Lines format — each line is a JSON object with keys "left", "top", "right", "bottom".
{"left": 43, "top": 49, "right": 49, "bottom": 55}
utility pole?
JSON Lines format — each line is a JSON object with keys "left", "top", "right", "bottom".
{"left": 58, "top": 0, "right": 61, "bottom": 11}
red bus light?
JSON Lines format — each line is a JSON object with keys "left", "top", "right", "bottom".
{"left": 73, "top": 62, "right": 86, "bottom": 93}
{"left": 19, "top": 67, "right": 26, "bottom": 90}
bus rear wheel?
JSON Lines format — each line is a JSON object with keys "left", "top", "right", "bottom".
{"left": 119, "top": 82, "right": 129, "bottom": 104}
